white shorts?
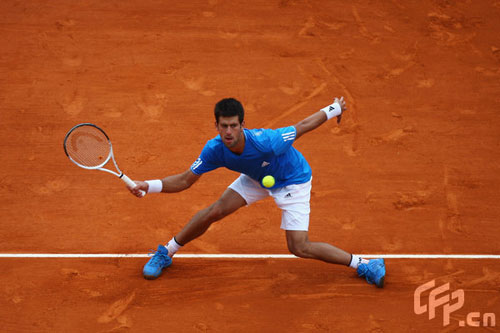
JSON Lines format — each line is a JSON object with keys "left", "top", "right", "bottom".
{"left": 228, "top": 174, "right": 312, "bottom": 231}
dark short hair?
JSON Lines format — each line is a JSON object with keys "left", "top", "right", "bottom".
{"left": 214, "top": 98, "right": 244, "bottom": 124}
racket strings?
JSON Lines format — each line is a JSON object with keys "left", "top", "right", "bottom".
{"left": 65, "top": 126, "right": 112, "bottom": 168}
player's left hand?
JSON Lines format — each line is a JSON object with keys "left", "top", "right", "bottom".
{"left": 335, "top": 96, "right": 347, "bottom": 124}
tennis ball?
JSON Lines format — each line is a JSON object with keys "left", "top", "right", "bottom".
{"left": 262, "top": 175, "right": 275, "bottom": 188}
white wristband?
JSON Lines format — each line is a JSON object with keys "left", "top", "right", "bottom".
{"left": 145, "top": 179, "right": 163, "bottom": 193}
{"left": 320, "top": 102, "right": 342, "bottom": 120}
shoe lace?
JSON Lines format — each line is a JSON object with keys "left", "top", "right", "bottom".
{"left": 148, "top": 249, "right": 168, "bottom": 266}
{"left": 357, "top": 264, "right": 368, "bottom": 277}
{"left": 365, "top": 261, "right": 383, "bottom": 283}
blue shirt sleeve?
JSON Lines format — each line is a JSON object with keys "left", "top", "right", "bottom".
{"left": 268, "top": 126, "right": 297, "bottom": 155}
{"left": 190, "top": 142, "right": 221, "bottom": 175}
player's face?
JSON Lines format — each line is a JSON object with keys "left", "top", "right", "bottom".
{"left": 216, "top": 116, "right": 245, "bottom": 150}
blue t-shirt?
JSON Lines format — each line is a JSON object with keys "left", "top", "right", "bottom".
{"left": 190, "top": 126, "right": 312, "bottom": 188}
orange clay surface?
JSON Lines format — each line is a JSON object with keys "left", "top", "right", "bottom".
{"left": 1, "top": 0, "right": 499, "bottom": 332}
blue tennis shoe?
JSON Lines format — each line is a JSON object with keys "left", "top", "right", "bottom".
{"left": 357, "top": 258, "right": 386, "bottom": 288}
{"left": 143, "top": 245, "right": 172, "bottom": 280}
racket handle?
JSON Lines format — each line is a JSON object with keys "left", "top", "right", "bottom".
{"left": 121, "top": 174, "right": 146, "bottom": 197}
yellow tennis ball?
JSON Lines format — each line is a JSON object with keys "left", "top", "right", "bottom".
{"left": 262, "top": 175, "right": 275, "bottom": 188}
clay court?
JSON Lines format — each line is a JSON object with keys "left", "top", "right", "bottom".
{"left": 1, "top": 0, "right": 499, "bottom": 332}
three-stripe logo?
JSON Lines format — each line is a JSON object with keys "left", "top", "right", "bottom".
{"left": 191, "top": 158, "right": 203, "bottom": 170}
{"left": 282, "top": 131, "right": 295, "bottom": 142}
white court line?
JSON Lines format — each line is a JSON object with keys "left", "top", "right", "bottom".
{"left": 0, "top": 254, "right": 499, "bottom": 259}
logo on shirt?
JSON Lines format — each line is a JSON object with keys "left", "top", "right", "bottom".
{"left": 284, "top": 193, "right": 292, "bottom": 198}
{"left": 191, "top": 158, "right": 203, "bottom": 170}
{"left": 261, "top": 161, "right": 270, "bottom": 167}
{"left": 282, "top": 131, "right": 295, "bottom": 142}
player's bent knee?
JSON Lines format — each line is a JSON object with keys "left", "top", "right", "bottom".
{"left": 206, "top": 200, "right": 231, "bottom": 222}
{"left": 205, "top": 205, "right": 222, "bottom": 223}
{"left": 289, "top": 247, "right": 308, "bottom": 258}
{"left": 287, "top": 241, "right": 310, "bottom": 258}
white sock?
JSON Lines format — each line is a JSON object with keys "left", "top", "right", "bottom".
{"left": 349, "top": 254, "right": 369, "bottom": 269}
{"left": 166, "top": 237, "right": 183, "bottom": 257}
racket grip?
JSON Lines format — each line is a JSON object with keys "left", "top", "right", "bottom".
{"left": 121, "top": 174, "right": 146, "bottom": 197}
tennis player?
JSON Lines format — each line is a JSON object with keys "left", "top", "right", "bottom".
{"left": 128, "top": 97, "right": 386, "bottom": 287}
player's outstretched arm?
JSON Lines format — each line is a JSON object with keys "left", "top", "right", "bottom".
{"left": 128, "top": 168, "right": 201, "bottom": 198}
{"left": 294, "top": 97, "right": 346, "bottom": 140}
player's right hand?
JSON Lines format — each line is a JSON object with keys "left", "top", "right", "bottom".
{"left": 128, "top": 180, "right": 148, "bottom": 198}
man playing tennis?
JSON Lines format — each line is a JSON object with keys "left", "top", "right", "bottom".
{"left": 128, "top": 97, "right": 386, "bottom": 287}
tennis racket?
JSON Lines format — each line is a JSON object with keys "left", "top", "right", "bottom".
{"left": 63, "top": 123, "right": 145, "bottom": 197}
